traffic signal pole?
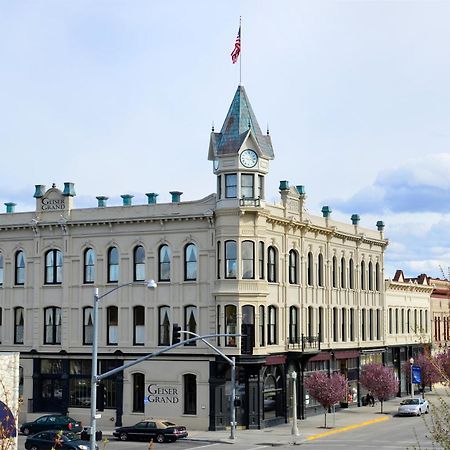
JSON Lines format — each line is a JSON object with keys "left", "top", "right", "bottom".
{"left": 181, "top": 330, "right": 238, "bottom": 440}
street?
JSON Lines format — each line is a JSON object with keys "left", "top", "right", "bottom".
{"left": 17, "top": 412, "right": 436, "bottom": 450}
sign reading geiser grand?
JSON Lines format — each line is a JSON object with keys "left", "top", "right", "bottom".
{"left": 41, "top": 197, "right": 65, "bottom": 210}
{"left": 147, "top": 384, "right": 179, "bottom": 403}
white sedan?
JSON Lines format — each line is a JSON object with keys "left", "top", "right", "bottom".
{"left": 397, "top": 398, "right": 429, "bottom": 416}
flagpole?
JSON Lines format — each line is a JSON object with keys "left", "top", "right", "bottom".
{"left": 239, "top": 16, "right": 242, "bottom": 86}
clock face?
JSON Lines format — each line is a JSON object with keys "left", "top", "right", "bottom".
{"left": 240, "top": 149, "right": 258, "bottom": 168}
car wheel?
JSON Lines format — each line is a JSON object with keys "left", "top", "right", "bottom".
{"left": 119, "top": 432, "right": 128, "bottom": 441}
{"left": 426, "top": 406, "right": 429, "bottom": 414}
{"left": 417, "top": 409, "right": 422, "bottom": 416}
{"left": 23, "top": 428, "right": 31, "bottom": 436}
{"left": 156, "top": 434, "right": 165, "bottom": 444}
{"left": 30, "top": 445, "right": 38, "bottom": 450}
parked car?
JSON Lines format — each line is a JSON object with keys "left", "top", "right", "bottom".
{"left": 113, "top": 419, "right": 188, "bottom": 443}
{"left": 20, "top": 414, "right": 82, "bottom": 436}
{"left": 25, "top": 430, "right": 92, "bottom": 450}
{"left": 397, "top": 398, "right": 429, "bottom": 416}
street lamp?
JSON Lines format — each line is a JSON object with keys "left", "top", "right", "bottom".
{"left": 290, "top": 371, "right": 299, "bottom": 436}
{"left": 89, "top": 280, "right": 157, "bottom": 450}
{"left": 409, "top": 357, "right": 414, "bottom": 398}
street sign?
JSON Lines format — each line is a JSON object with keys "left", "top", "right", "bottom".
{"left": 412, "top": 365, "right": 422, "bottom": 384}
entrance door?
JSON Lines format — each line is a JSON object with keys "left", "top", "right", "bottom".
{"left": 39, "top": 378, "right": 63, "bottom": 412}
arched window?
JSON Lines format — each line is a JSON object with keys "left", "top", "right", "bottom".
{"left": 259, "top": 305, "right": 265, "bottom": 347}
{"left": 15, "top": 250, "right": 25, "bottom": 285}
{"left": 159, "top": 245, "right": 171, "bottom": 281}
{"left": 133, "top": 306, "right": 145, "bottom": 345}
{"left": 307, "top": 252, "right": 313, "bottom": 286}
{"left": 340, "top": 257, "right": 346, "bottom": 288}
{"left": 407, "top": 309, "right": 411, "bottom": 332}
{"left": 368, "top": 261, "right": 374, "bottom": 291}
{"left": 333, "top": 307, "right": 339, "bottom": 342}
{"left": 375, "top": 262, "right": 380, "bottom": 291}
{"left": 158, "top": 306, "right": 170, "bottom": 346}
{"left": 369, "top": 309, "right": 374, "bottom": 340}
{"left": 268, "top": 306, "right": 277, "bottom": 345}
{"left": 395, "top": 308, "right": 399, "bottom": 333}
{"left": 376, "top": 309, "right": 381, "bottom": 340}
{"left": 289, "top": 306, "right": 298, "bottom": 344}
{"left": 225, "top": 240, "right": 237, "bottom": 279}
{"left": 341, "top": 308, "right": 347, "bottom": 341}
{"left": 242, "top": 241, "right": 254, "bottom": 279}
{"left": 401, "top": 308, "right": 405, "bottom": 334}
{"left": 349, "top": 308, "right": 355, "bottom": 341}
{"left": 308, "top": 306, "right": 314, "bottom": 337}
{"left": 361, "top": 308, "right": 366, "bottom": 340}
{"left": 132, "top": 373, "right": 145, "bottom": 412}
{"left": 241, "top": 305, "right": 255, "bottom": 354}
{"left": 318, "top": 254, "right": 324, "bottom": 287}
{"left": 83, "top": 307, "right": 93, "bottom": 345}
{"left": 107, "top": 247, "right": 119, "bottom": 283}
{"left": 184, "top": 243, "right": 198, "bottom": 281}
{"left": 225, "top": 305, "right": 237, "bottom": 347}
{"left": 183, "top": 374, "right": 197, "bottom": 415}
{"left": 289, "top": 250, "right": 298, "bottom": 284}
{"left": 318, "top": 306, "right": 324, "bottom": 342}
{"left": 258, "top": 241, "right": 265, "bottom": 279}
{"left": 83, "top": 248, "right": 95, "bottom": 284}
{"left": 133, "top": 246, "right": 145, "bottom": 281}
{"left": 332, "top": 256, "right": 337, "bottom": 288}
{"left": 349, "top": 258, "right": 354, "bottom": 289}
{"left": 107, "top": 306, "right": 118, "bottom": 345}
{"left": 0, "top": 254, "right": 3, "bottom": 286}
{"left": 44, "top": 307, "right": 61, "bottom": 344}
{"left": 45, "top": 249, "right": 63, "bottom": 284}
{"left": 14, "top": 307, "right": 24, "bottom": 344}
{"left": 267, "top": 246, "right": 277, "bottom": 283}
{"left": 184, "top": 305, "right": 197, "bottom": 346}
{"left": 360, "top": 260, "right": 366, "bottom": 290}
{"left": 389, "top": 308, "right": 393, "bottom": 334}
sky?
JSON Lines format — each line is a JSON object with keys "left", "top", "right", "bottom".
{"left": 1, "top": 0, "right": 450, "bottom": 279}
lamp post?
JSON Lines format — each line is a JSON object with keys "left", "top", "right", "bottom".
{"left": 89, "top": 280, "right": 157, "bottom": 450}
{"left": 291, "top": 371, "right": 299, "bottom": 436}
{"left": 409, "top": 357, "right": 414, "bottom": 398}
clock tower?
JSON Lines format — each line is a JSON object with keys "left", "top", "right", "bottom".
{"left": 208, "top": 86, "right": 274, "bottom": 208}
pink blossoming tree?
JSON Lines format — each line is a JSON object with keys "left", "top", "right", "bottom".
{"left": 360, "top": 363, "right": 398, "bottom": 413}
{"left": 436, "top": 348, "right": 450, "bottom": 384}
{"left": 304, "top": 372, "right": 348, "bottom": 428}
{"left": 402, "top": 353, "right": 443, "bottom": 397}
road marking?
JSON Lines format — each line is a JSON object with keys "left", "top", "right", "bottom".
{"left": 306, "top": 416, "right": 390, "bottom": 441}
{"left": 187, "top": 444, "right": 220, "bottom": 450}
{"left": 247, "top": 446, "right": 269, "bottom": 450}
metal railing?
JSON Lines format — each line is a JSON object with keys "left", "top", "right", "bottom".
{"left": 287, "top": 334, "right": 321, "bottom": 352}
{"left": 239, "top": 197, "right": 261, "bottom": 207}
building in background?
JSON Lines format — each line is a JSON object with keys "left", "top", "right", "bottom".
{"left": 0, "top": 86, "right": 432, "bottom": 430}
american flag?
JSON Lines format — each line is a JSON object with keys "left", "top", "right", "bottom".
{"left": 231, "top": 26, "right": 241, "bottom": 64}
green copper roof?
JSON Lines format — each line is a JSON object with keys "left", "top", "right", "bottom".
{"left": 211, "top": 86, "right": 274, "bottom": 158}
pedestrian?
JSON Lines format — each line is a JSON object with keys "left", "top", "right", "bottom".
{"left": 368, "top": 392, "right": 375, "bottom": 407}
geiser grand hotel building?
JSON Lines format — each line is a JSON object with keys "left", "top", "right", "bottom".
{"left": 0, "top": 86, "right": 430, "bottom": 430}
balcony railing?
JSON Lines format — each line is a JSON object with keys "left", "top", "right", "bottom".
{"left": 287, "top": 333, "right": 321, "bottom": 352}
{"left": 239, "top": 197, "right": 261, "bottom": 207}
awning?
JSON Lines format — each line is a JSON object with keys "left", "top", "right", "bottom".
{"left": 265, "top": 355, "right": 286, "bottom": 365}
{"left": 308, "top": 353, "right": 331, "bottom": 362}
{"left": 333, "top": 350, "right": 360, "bottom": 360}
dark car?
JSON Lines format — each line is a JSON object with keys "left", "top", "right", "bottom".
{"left": 20, "top": 415, "right": 82, "bottom": 436}
{"left": 25, "top": 430, "right": 92, "bottom": 450}
{"left": 113, "top": 419, "right": 188, "bottom": 443}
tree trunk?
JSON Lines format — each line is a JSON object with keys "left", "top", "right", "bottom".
{"left": 324, "top": 410, "right": 327, "bottom": 428}
{"left": 380, "top": 399, "right": 384, "bottom": 414}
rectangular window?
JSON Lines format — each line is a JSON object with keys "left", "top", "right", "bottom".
{"left": 0, "top": 255, "right": 3, "bottom": 286}
{"left": 258, "top": 242, "right": 264, "bottom": 279}
{"left": 318, "top": 307, "right": 324, "bottom": 342}
{"left": 225, "top": 305, "right": 237, "bottom": 347}
{"left": 350, "top": 308, "right": 355, "bottom": 341}
{"left": 217, "top": 241, "right": 221, "bottom": 279}
{"left": 225, "top": 174, "right": 237, "bottom": 198}
{"left": 0, "top": 308, "right": 2, "bottom": 344}
{"left": 361, "top": 309, "right": 366, "bottom": 341}
{"left": 241, "top": 174, "right": 254, "bottom": 199}
{"left": 134, "top": 306, "right": 145, "bottom": 345}
{"left": 333, "top": 308, "right": 338, "bottom": 342}
{"left": 217, "top": 175, "right": 222, "bottom": 199}
{"left": 258, "top": 175, "right": 264, "bottom": 199}
{"left": 259, "top": 306, "right": 265, "bottom": 346}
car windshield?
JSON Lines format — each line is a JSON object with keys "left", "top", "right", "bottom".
{"left": 61, "top": 432, "right": 79, "bottom": 441}
{"left": 401, "top": 399, "right": 419, "bottom": 405}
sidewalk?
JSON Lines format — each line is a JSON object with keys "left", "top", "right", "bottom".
{"left": 103, "top": 388, "right": 447, "bottom": 446}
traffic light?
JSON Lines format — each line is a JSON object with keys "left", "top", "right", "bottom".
{"left": 96, "top": 383, "right": 106, "bottom": 412}
{"left": 172, "top": 323, "right": 182, "bottom": 344}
